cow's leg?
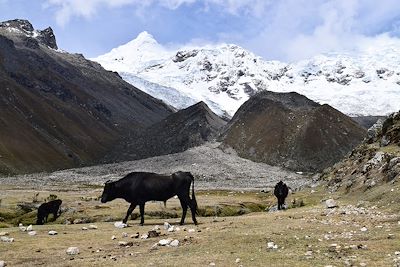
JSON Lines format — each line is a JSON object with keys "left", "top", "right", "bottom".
{"left": 188, "top": 198, "right": 198, "bottom": 225}
{"left": 277, "top": 198, "right": 282, "bottom": 210}
{"left": 44, "top": 214, "right": 48, "bottom": 223}
{"left": 178, "top": 197, "right": 188, "bottom": 225}
{"left": 123, "top": 203, "right": 137, "bottom": 224}
{"left": 139, "top": 203, "right": 145, "bottom": 226}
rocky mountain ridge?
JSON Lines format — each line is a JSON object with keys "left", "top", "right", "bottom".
{"left": 322, "top": 111, "right": 400, "bottom": 191}
{"left": 106, "top": 101, "right": 227, "bottom": 161}
{"left": 0, "top": 20, "right": 173, "bottom": 174}
{"left": 94, "top": 31, "right": 400, "bottom": 118}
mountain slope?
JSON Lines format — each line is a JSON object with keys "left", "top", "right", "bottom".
{"left": 94, "top": 32, "right": 400, "bottom": 117}
{"left": 220, "top": 91, "right": 367, "bottom": 172}
{"left": 0, "top": 20, "right": 173, "bottom": 174}
{"left": 108, "top": 101, "right": 227, "bottom": 161}
{"left": 322, "top": 111, "right": 400, "bottom": 192}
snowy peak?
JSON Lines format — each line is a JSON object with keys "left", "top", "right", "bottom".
{"left": 0, "top": 19, "right": 58, "bottom": 49}
{"left": 94, "top": 31, "right": 171, "bottom": 73}
{"left": 94, "top": 32, "right": 400, "bottom": 117}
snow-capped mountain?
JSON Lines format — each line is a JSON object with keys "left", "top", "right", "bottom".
{"left": 94, "top": 31, "right": 400, "bottom": 117}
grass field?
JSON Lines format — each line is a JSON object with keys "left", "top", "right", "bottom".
{"left": 1, "top": 184, "right": 400, "bottom": 266}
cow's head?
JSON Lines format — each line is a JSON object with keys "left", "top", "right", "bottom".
{"left": 100, "top": 180, "right": 117, "bottom": 203}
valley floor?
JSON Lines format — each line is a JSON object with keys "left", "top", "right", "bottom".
{"left": 1, "top": 183, "right": 400, "bottom": 267}
{"left": 1, "top": 144, "right": 399, "bottom": 266}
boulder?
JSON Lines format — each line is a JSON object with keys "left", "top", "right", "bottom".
{"left": 114, "top": 221, "right": 127, "bottom": 228}
{"left": 159, "top": 239, "right": 173, "bottom": 246}
{"left": 28, "top": 231, "right": 37, "bottom": 236}
{"left": 325, "top": 199, "right": 338, "bottom": 208}
{"left": 48, "top": 231, "right": 58, "bottom": 235}
{"left": 0, "top": 236, "right": 14, "bottom": 243}
{"left": 66, "top": 247, "right": 79, "bottom": 255}
{"left": 170, "top": 239, "right": 179, "bottom": 247}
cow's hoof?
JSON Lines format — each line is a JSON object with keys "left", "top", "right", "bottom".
{"left": 194, "top": 222, "right": 198, "bottom": 225}
{"left": 139, "top": 223, "right": 144, "bottom": 226}
{"left": 179, "top": 222, "right": 184, "bottom": 226}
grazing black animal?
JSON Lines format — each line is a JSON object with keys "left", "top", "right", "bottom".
{"left": 274, "top": 181, "right": 289, "bottom": 210}
{"left": 100, "top": 171, "right": 198, "bottom": 226}
{"left": 36, "top": 199, "right": 62, "bottom": 225}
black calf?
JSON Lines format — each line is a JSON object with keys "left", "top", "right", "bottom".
{"left": 36, "top": 199, "right": 62, "bottom": 225}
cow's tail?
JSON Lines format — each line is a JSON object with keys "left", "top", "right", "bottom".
{"left": 189, "top": 173, "right": 198, "bottom": 214}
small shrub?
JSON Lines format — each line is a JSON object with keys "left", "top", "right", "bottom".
{"left": 32, "top": 193, "right": 39, "bottom": 203}
{"left": 290, "top": 198, "right": 305, "bottom": 208}
{"left": 46, "top": 194, "right": 58, "bottom": 202}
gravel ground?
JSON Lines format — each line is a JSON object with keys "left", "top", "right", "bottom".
{"left": 0, "top": 143, "right": 313, "bottom": 191}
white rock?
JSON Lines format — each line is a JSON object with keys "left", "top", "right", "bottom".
{"left": 122, "top": 232, "right": 128, "bottom": 238}
{"left": 152, "top": 225, "right": 160, "bottom": 231}
{"left": 19, "top": 226, "right": 26, "bottom": 232}
{"left": 0, "top": 232, "right": 9, "bottom": 236}
{"left": 325, "top": 199, "right": 338, "bottom": 209}
{"left": 170, "top": 239, "right": 179, "bottom": 247}
{"left": 209, "top": 263, "right": 216, "bottom": 266}
{"left": 0, "top": 260, "right": 5, "bottom": 267}
{"left": 28, "top": 231, "right": 37, "bottom": 236}
{"left": 140, "top": 234, "right": 148, "bottom": 239}
{"left": 175, "top": 227, "right": 181, "bottom": 231}
{"left": 164, "top": 222, "right": 171, "bottom": 230}
{"left": 26, "top": 225, "right": 33, "bottom": 231}
{"left": 118, "top": 241, "right": 128, "bottom": 246}
{"left": 359, "top": 263, "right": 367, "bottom": 267}
{"left": 81, "top": 227, "right": 88, "bottom": 230}
{"left": 159, "top": 238, "right": 173, "bottom": 246}
{"left": 267, "top": 242, "right": 278, "bottom": 249}
{"left": 168, "top": 226, "right": 175, "bottom": 232}
{"left": 0, "top": 236, "right": 14, "bottom": 243}
{"left": 305, "top": 251, "right": 313, "bottom": 256}
{"left": 360, "top": 227, "right": 368, "bottom": 232}
{"left": 150, "top": 243, "right": 158, "bottom": 250}
{"left": 114, "top": 221, "right": 127, "bottom": 228}
{"left": 235, "top": 258, "right": 241, "bottom": 263}
{"left": 188, "top": 229, "right": 196, "bottom": 233}
{"left": 48, "top": 231, "right": 58, "bottom": 235}
{"left": 66, "top": 247, "right": 80, "bottom": 255}
{"left": 395, "top": 251, "right": 400, "bottom": 255}
{"left": 88, "top": 225, "right": 98, "bottom": 229}
{"left": 111, "top": 235, "right": 116, "bottom": 240}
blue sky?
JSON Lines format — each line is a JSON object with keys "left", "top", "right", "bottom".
{"left": 1, "top": 0, "right": 400, "bottom": 61}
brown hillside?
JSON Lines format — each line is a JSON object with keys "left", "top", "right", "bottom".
{"left": 221, "top": 91, "right": 366, "bottom": 172}
{"left": 0, "top": 20, "right": 172, "bottom": 174}
{"left": 108, "top": 101, "right": 227, "bottom": 161}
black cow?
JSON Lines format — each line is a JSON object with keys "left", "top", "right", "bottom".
{"left": 274, "top": 181, "right": 289, "bottom": 210}
{"left": 100, "top": 171, "right": 198, "bottom": 226}
{"left": 36, "top": 199, "right": 62, "bottom": 225}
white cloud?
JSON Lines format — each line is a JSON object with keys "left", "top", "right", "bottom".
{"left": 240, "top": 0, "right": 400, "bottom": 61}
{"left": 44, "top": 0, "right": 400, "bottom": 61}
{"left": 44, "top": 0, "right": 270, "bottom": 26}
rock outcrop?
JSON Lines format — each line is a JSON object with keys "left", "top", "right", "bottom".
{"left": 322, "top": 111, "right": 400, "bottom": 191}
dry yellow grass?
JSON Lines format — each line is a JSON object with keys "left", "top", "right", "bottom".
{"left": 0, "top": 185, "right": 399, "bottom": 266}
